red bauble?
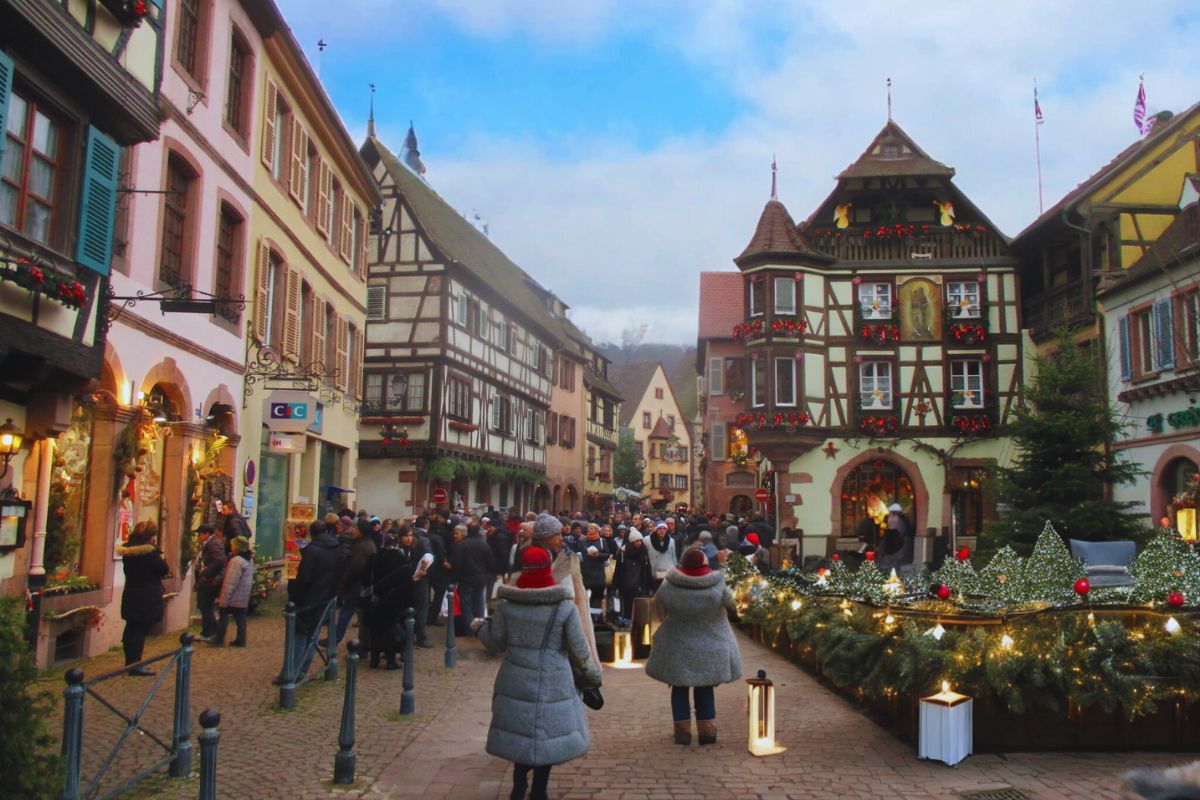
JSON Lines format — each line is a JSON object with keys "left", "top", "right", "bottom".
{"left": 936, "top": 584, "right": 951, "bottom": 600}
{"left": 1074, "top": 578, "right": 1090, "bottom": 596}
{"left": 955, "top": 546, "right": 970, "bottom": 562}
{"left": 864, "top": 550, "right": 876, "bottom": 561}
{"left": 832, "top": 553, "right": 840, "bottom": 561}
{"left": 1168, "top": 591, "right": 1185, "bottom": 608}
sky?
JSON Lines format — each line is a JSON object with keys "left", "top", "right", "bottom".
{"left": 278, "top": 0, "right": 1200, "bottom": 346}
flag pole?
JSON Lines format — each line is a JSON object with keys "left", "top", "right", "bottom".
{"left": 1034, "top": 80, "right": 1044, "bottom": 215}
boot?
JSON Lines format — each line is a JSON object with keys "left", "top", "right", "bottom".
{"left": 697, "top": 719, "right": 717, "bottom": 745}
{"left": 673, "top": 720, "right": 692, "bottom": 745}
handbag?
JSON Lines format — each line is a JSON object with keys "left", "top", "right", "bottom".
{"left": 603, "top": 558, "right": 617, "bottom": 587}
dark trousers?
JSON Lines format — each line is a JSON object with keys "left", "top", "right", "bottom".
{"left": 122, "top": 620, "right": 153, "bottom": 665}
{"left": 459, "top": 582, "right": 486, "bottom": 627}
{"left": 671, "top": 685, "right": 716, "bottom": 722}
{"left": 512, "top": 763, "right": 551, "bottom": 799}
{"left": 196, "top": 588, "right": 219, "bottom": 637}
{"left": 214, "top": 606, "right": 247, "bottom": 645}
{"left": 428, "top": 582, "right": 448, "bottom": 624}
{"left": 412, "top": 579, "right": 430, "bottom": 644}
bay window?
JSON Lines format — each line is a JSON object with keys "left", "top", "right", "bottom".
{"left": 774, "top": 276, "right": 796, "bottom": 315}
{"left": 2, "top": 91, "right": 64, "bottom": 246}
{"left": 751, "top": 357, "right": 766, "bottom": 407}
{"left": 750, "top": 278, "right": 765, "bottom": 317}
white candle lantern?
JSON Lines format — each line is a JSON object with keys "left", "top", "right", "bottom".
{"left": 918, "top": 681, "right": 973, "bottom": 766}
{"left": 608, "top": 629, "right": 640, "bottom": 668}
{"left": 746, "top": 669, "right": 786, "bottom": 756}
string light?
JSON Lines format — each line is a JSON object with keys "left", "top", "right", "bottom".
{"left": 1000, "top": 632, "right": 1014, "bottom": 650}
{"left": 1165, "top": 617, "right": 1181, "bottom": 635}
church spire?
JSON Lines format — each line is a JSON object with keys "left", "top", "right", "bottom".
{"left": 770, "top": 155, "right": 777, "bottom": 200}
{"left": 367, "top": 83, "right": 376, "bottom": 137}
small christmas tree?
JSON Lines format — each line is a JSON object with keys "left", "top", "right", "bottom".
{"left": 931, "top": 553, "right": 980, "bottom": 596}
{"left": 844, "top": 560, "right": 885, "bottom": 603}
{"left": 1018, "top": 522, "right": 1083, "bottom": 604}
{"left": 975, "top": 546, "right": 1026, "bottom": 606}
{"left": 1130, "top": 534, "right": 1200, "bottom": 605}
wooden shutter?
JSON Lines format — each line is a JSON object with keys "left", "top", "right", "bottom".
{"left": 1118, "top": 316, "right": 1131, "bottom": 381}
{"left": 261, "top": 80, "right": 278, "bottom": 168}
{"left": 339, "top": 197, "right": 353, "bottom": 261}
{"left": 288, "top": 122, "right": 306, "bottom": 202}
{"left": 310, "top": 296, "right": 326, "bottom": 374}
{"left": 366, "top": 285, "right": 385, "bottom": 320}
{"left": 358, "top": 205, "right": 370, "bottom": 273}
{"left": 75, "top": 127, "right": 121, "bottom": 275}
{"left": 708, "top": 356, "right": 723, "bottom": 395}
{"left": 1154, "top": 299, "right": 1174, "bottom": 370}
{"left": 335, "top": 315, "right": 348, "bottom": 391}
{"left": 253, "top": 239, "right": 272, "bottom": 343}
{"left": 282, "top": 268, "right": 301, "bottom": 360}
{"left": 711, "top": 422, "right": 726, "bottom": 462}
{"left": 316, "top": 160, "right": 331, "bottom": 234}
{"left": 0, "top": 52, "right": 13, "bottom": 165}
{"left": 351, "top": 327, "right": 364, "bottom": 399}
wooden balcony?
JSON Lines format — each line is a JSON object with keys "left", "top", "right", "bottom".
{"left": 1023, "top": 279, "right": 1092, "bottom": 337}
{"left": 809, "top": 226, "right": 1007, "bottom": 263}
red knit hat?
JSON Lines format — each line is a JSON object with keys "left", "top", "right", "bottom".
{"left": 745, "top": 532, "right": 760, "bottom": 547}
{"left": 679, "top": 548, "right": 711, "bottom": 577}
{"left": 516, "top": 546, "right": 556, "bottom": 589}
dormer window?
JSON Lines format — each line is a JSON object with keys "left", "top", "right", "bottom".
{"left": 881, "top": 142, "right": 901, "bottom": 158}
{"left": 947, "top": 281, "right": 981, "bottom": 318}
{"left": 859, "top": 282, "right": 892, "bottom": 320}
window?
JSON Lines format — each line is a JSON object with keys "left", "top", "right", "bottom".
{"left": 599, "top": 449, "right": 612, "bottom": 478}
{"left": 708, "top": 356, "right": 724, "bottom": 395}
{"left": 950, "top": 360, "right": 984, "bottom": 408}
{"left": 710, "top": 422, "right": 726, "bottom": 462}
{"left": 751, "top": 358, "right": 766, "bottom": 407}
{"left": 323, "top": 303, "right": 335, "bottom": 374}
{"left": 507, "top": 324, "right": 518, "bottom": 355}
{"left": 947, "top": 281, "right": 980, "bottom": 319}
{"left": 526, "top": 409, "right": 542, "bottom": 444}
{"left": 750, "top": 278, "right": 765, "bottom": 316}
{"left": 269, "top": 90, "right": 289, "bottom": 182}
{"left": 262, "top": 251, "right": 286, "bottom": 350}
{"left": 588, "top": 446, "right": 596, "bottom": 479}
{"left": 775, "top": 357, "right": 796, "bottom": 406}
{"left": 366, "top": 285, "right": 385, "bottom": 320}
{"left": 654, "top": 387, "right": 664, "bottom": 399}
{"left": 560, "top": 415, "right": 576, "bottom": 448}
{"left": 160, "top": 155, "right": 194, "bottom": 288}
{"left": 1128, "top": 303, "right": 1174, "bottom": 379}
{"left": 491, "top": 396, "right": 513, "bottom": 434}
{"left": 1, "top": 91, "right": 63, "bottom": 246}
{"left": 451, "top": 293, "right": 467, "bottom": 326}
{"left": 667, "top": 414, "right": 675, "bottom": 429}
{"left": 1178, "top": 289, "right": 1199, "bottom": 365}
{"left": 213, "top": 204, "right": 241, "bottom": 322}
{"left": 466, "top": 298, "right": 483, "bottom": 336}
{"left": 859, "top": 361, "right": 892, "bottom": 409}
{"left": 447, "top": 377, "right": 471, "bottom": 419}
{"left": 352, "top": 205, "right": 365, "bottom": 276}
{"left": 602, "top": 399, "right": 614, "bottom": 429}
{"left": 364, "top": 372, "right": 425, "bottom": 413}
{"left": 774, "top": 276, "right": 796, "bottom": 315}
{"left": 660, "top": 474, "right": 672, "bottom": 488}
{"left": 642, "top": 411, "right": 651, "bottom": 429}
{"left": 347, "top": 323, "right": 361, "bottom": 397}
{"left": 675, "top": 475, "right": 687, "bottom": 490}
{"left": 546, "top": 412, "right": 558, "bottom": 445}
{"left": 176, "top": 0, "right": 204, "bottom": 82}
{"left": 224, "top": 31, "right": 251, "bottom": 137}
{"left": 859, "top": 282, "right": 892, "bottom": 319}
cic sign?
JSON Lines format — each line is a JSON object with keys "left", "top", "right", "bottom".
{"left": 264, "top": 390, "right": 314, "bottom": 433}
{"left": 1147, "top": 406, "right": 1200, "bottom": 435}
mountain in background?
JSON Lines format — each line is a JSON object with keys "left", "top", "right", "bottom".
{"left": 596, "top": 342, "right": 699, "bottom": 426}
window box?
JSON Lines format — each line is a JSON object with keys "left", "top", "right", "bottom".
{"left": 858, "top": 414, "right": 899, "bottom": 436}
{"left": 947, "top": 322, "right": 988, "bottom": 345}
{"left": 448, "top": 420, "right": 477, "bottom": 432}
{"left": 770, "top": 317, "right": 808, "bottom": 337}
{"left": 860, "top": 323, "right": 901, "bottom": 345}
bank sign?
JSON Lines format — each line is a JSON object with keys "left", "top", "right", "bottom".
{"left": 1147, "top": 406, "right": 1200, "bottom": 435}
{"left": 264, "top": 390, "right": 315, "bottom": 433}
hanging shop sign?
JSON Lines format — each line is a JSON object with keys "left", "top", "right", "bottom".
{"left": 1147, "top": 406, "right": 1200, "bottom": 435}
{"left": 264, "top": 390, "right": 313, "bottom": 433}
{"left": 268, "top": 433, "right": 305, "bottom": 453}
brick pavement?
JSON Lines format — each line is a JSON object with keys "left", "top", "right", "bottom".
{"left": 43, "top": 600, "right": 1193, "bottom": 800}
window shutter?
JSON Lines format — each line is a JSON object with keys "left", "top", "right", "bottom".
{"left": 333, "top": 315, "right": 348, "bottom": 391}
{"left": 352, "top": 328, "right": 364, "bottom": 399}
{"left": 1118, "top": 316, "right": 1131, "bottom": 381}
{"left": 310, "top": 296, "right": 326, "bottom": 374}
{"left": 1154, "top": 299, "right": 1174, "bottom": 370}
{"left": 261, "top": 80, "right": 277, "bottom": 168}
{"left": 708, "top": 356, "right": 724, "bottom": 395}
{"left": 253, "top": 239, "right": 271, "bottom": 342}
{"left": 73, "top": 127, "right": 121, "bottom": 275}
{"left": 0, "top": 51, "right": 13, "bottom": 164}
{"left": 711, "top": 422, "right": 726, "bottom": 462}
{"left": 316, "top": 160, "right": 331, "bottom": 234}
{"left": 283, "top": 268, "right": 301, "bottom": 360}
{"left": 359, "top": 207, "right": 370, "bottom": 273}
{"left": 288, "top": 123, "right": 305, "bottom": 202}
{"left": 339, "top": 198, "right": 353, "bottom": 261}
{"left": 367, "top": 285, "right": 385, "bottom": 320}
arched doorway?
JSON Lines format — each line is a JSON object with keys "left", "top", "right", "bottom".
{"left": 1163, "top": 457, "right": 1198, "bottom": 509}
{"left": 837, "top": 459, "right": 915, "bottom": 537}
{"left": 1163, "top": 456, "right": 1198, "bottom": 541}
{"left": 729, "top": 494, "right": 753, "bottom": 516}
{"left": 564, "top": 485, "right": 578, "bottom": 513}
{"left": 551, "top": 485, "right": 562, "bottom": 513}
{"left": 532, "top": 483, "right": 549, "bottom": 513}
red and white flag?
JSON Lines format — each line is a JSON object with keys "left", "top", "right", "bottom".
{"left": 1134, "top": 80, "right": 1156, "bottom": 136}
{"left": 1034, "top": 87, "right": 1044, "bottom": 124}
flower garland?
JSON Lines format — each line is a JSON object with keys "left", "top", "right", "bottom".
{"left": 0, "top": 257, "right": 88, "bottom": 309}
{"left": 770, "top": 317, "right": 809, "bottom": 336}
{"left": 859, "top": 415, "right": 898, "bottom": 436}
{"left": 807, "top": 223, "right": 989, "bottom": 240}
{"left": 860, "top": 323, "right": 901, "bottom": 344}
{"left": 949, "top": 322, "right": 987, "bottom": 344}
{"left": 951, "top": 414, "right": 993, "bottom": 435}
{"left": 736, "top": 411, "right": 812, "bottom": 431}
{"left": 731, "top": 319, "right": 765, "bottom": 339}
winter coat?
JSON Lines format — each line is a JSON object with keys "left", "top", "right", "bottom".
{"left": 746, "top": 519, "right": 775, "bottom": 550}
{"left": 478, "top": 583, "right": 600, "bottom": 767}
{"left": 615, "top": 544, "right": 653, "bottom": 597}
{"left": 338, "top": 536, "right": 378, "bottom": 604}
{"left": 645, "top": 568, "right": 742, "bottom": 688}
{"left": 119, "top": 543, "right": 170, "bottom": 625}
{"left": 577, "top": 538, "right": 615, "bottom": 589}
{"left": 422, "top": 530, "right": 448, "bottom": 586}
{"left": 363, "top": 546, "right": 415, "bottom": 630}
{"left": 452, "top": 532, "right": 494, "bottom": 586}
{"left": 288, "top": 532, "right": 344, "bottom": 632}
{"left": 646, "top": 534, "right": 677, "bottom": 577}
{"left": 489, "top": 528, "right": 514, "bottom": 575}
{"left": 196, "top": 535, "right": 226, "bottom": 593}
{"left": 218, "top": 553, "right": 254, "bottom": 609}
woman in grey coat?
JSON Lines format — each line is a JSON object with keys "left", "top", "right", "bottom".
{"left": 477, "top": 546, "right": 601, "bottom": 800}
{"left": 645, "top": 548, "right": 742, "bottom": 746}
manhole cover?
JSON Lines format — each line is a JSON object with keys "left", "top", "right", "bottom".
{"left": 961, "top": 790, "right": 1030, "bottom": 800}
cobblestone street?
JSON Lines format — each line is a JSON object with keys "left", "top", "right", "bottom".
{"left": 43, "top": 602, "right": 1192, "bottom": 800}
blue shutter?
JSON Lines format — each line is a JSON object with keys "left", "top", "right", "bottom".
{"left": 1117, "top": 316, "right": 1131, "bottom": 381}
{"left": 0, "top": 52, "right": 13, "bottom": 165}
{"left": 75, "top": 127, "right": 121, "bottom": 275}
{"left": 1154, "top": 299, "right": 1174, "bottom": 370}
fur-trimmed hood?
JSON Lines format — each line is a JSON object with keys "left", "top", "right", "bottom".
{"left": 663, "top": 568, "right": 724, "bottom": 590}
{"left": 117, "top": 543, "right": 158, "bottom": 558}
{"left": 495, "top": 583, "right": 573, "bottom": 605}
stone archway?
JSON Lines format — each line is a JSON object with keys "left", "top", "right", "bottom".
{"left": 830, "top": 450, "right": 929, "bottom": 540}
{"left": 1151, "top": 444, "right": 1200, "bottom": 524}
{"left": 551, "top": 484, "right": 562, "bottom": 513}
{"left": 564, "top": 485, "right": 579, "bottom": 513}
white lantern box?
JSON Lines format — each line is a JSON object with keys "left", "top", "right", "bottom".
{"left": 918, "top": 682, "right": 972, "bottom": 766}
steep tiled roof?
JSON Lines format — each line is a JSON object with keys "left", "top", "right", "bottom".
{"left": 735, "top": 199, "right": 827, "bottom": 265}
{"left": 363, "top": 135, "right": 559, "bottom": 343}
{"left": 608, "top": 362, "right": 661, "bottom": 427}
{"left": 697, "top": 272, "right": 744, "bottom": 340}
{"left": 837, "top": 120, "right": 954, "bottom": 179}
{"left": 647, "top": 416, "right": 674, "bottom": 440}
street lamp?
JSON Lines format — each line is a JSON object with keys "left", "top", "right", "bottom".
{"left": 0, "top": 419, "right": 24, "bottom": 479}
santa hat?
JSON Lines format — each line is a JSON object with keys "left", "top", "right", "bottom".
{"left": 679, "top": 548, "right": 711, "bottom": 577}
{"left": 516, "top": 546, "right": 556, "bottom": 589}
{"left": 745, "top": 532, "right": 760, "bottom": 547}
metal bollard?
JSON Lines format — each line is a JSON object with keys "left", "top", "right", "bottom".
{"left": 197, "top": 708, "right": 220, "bottom": 800}
{"left": 170, "top": 632, "right": 194, "bottom": 778}
{"left": 400, "top": 608, "right": 416, "bottom": 715}
{"left": 61, "top": 668, "right": 85, "bottom": 800}
{"left": 334, "top": 639, "right": 360, "bottom": 784}
{"left": 280, "top": 602, "right": 297, "bottom": 709}
{"left": 324, "top": 600, "right": 338, "bottom": 682}
{"left": 444, "top": 590, "right": 457, "bottom": 668}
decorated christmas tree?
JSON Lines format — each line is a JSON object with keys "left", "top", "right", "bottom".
{"left": 844, "top": 560, "right": 886, "bottom": 603}
{"left": 1017, "top": 523, "right": 1084, "bottom": 604}
{"left": 930, "top": 550, "right": 979, "bottom": 596}
{"left": 975, "top": 546, "right": 1026, "bottom": 606}
{"left": 1130, "top": 534, "right": 1200, "bottom": 606}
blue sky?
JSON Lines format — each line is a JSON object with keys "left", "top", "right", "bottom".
{"left": 279, "top": 0, "right": 1200, "bottom": 346}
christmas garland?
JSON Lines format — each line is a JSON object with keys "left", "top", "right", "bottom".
{"left": 735, "top": 411, "right": 811, "bottom": 431}
{"left": 0, "top": 257, "right": 88, "bottom": 309}
{"left": 859, "top": 414, "right": 898, "bottom": 436}
{"left": 860, "top": 323, "right": 901, "bottom": 344}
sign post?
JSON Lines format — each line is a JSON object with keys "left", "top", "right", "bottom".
{"left": 754, "top": 487, "right": 770, "bottom": 516}
{"left": 431, "top": 488, "right": 448, "bottom": 507}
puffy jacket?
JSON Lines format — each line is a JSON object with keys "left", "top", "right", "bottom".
{"left": 119, "top": 542, "right": 169, "bottom": 624}
{"left": 219, "top": 553, "right": 254, "bottom": 608}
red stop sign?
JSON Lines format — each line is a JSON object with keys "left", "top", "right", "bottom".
{"left": 431, "top": 488, "right": 448, "bottom": 505}
{"left": 754, "top": 488, "right": 770, "bottom": 502}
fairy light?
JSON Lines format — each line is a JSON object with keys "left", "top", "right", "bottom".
{"left": 1000, "top": 632, "right": 1014, "bottom": 650}
{"left": 1165, "top": 617, "right": 1181, "bottom": 635}
{"left": 790, "top": 599, "right": 802, "bottom": 611}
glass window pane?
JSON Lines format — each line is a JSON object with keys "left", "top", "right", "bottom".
{"left": 2, "top": 141, "right": 24, "bottom": 183}
{"left": 7, "top": 95, "right": 27, "bottom": 137}
{"left": 31, "top": 112, "right": 56, "bottom": 158}
{"left": 24, "top": 200, "right": 51, "bottom": 243}
{"left": 29, "top": 156, "right": 54, "bottom": 201}
{"left": 0, "top": 183, "right": 19, "bottom": 227}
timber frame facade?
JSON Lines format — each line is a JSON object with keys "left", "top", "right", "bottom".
{"left": 731, "top": 121, "right": 1025, "bottom": 560}
{"left": 356, "top": 134, "right": 553, "bottom": 515}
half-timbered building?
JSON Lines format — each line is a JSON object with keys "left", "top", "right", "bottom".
{"left": 729, "top": 121, "right": 1025, "bottom": 561}
{"left": 610, "top": 362, "right": 693, "bottom": 511}
{"left": 356, "top": 133, "right": 554, "bottom": 515}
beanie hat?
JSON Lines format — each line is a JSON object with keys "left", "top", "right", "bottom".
{"left": 230, "top": 535, "right": 250, "bottom": 554}
{"left": 628, "top": 530, "right": 645, "bottom": 543}
{"left": 516, "top": 546, "right": 556, "bottom": 589}
{"left": 888, "top": 503, "right": 903, "bottom": 513}
{"left": 679, "top": 548, "right": 711, "bottom": 577}
{"left": 745, "top": 532, "right": 761, "bottom": 547}
{"left": 532, "top": 513, "right": 562, "bottom": 541}
{"left": 654, "top": 521, "right": 668, "bottom": 531}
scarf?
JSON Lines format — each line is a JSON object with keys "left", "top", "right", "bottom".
{"left": 649, "top": 532, "right": 670, "bottom": 553}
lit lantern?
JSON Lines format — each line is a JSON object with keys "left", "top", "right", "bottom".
{"left": 790, "top": 599, "right": 802, "bottom": 611}
{"left": 925, "top": 623, "right": 946, "bottom": 640}
{"left": 1177, "top": 507, "right": 1197, "bottom": 544}
{"left": 608, "top": 629, "right": 640, "bottom": 668}
{"left": 918, "top": 680, "right": 973, "bottom": 766}
{"left": 746, "top": 669, "right": 786, "bottom": 757}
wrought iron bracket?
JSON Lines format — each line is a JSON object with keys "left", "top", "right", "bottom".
{"left": 101, "top": 280, "right": 246, "bottom": 333}
{"left": 243, "top": 339, "right": 340, "bottom": 408}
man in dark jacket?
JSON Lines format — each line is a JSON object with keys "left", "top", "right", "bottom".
{"left": 281, "top": 520, "right": 343, "bottom": 682}
{"left": 451, "top": 523, "right": 493, "bottom": 630}
{"left": 746, "top": 515, "right": 776, "bottom": 550}
{"left": 335, "top": 519, "right": 377, "bottom": 645}
{"left": 194, "top": 524, "right": 226, "bottom": 639}
{"left": 486, "top": 516, "right": 513, "bottom": 582}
